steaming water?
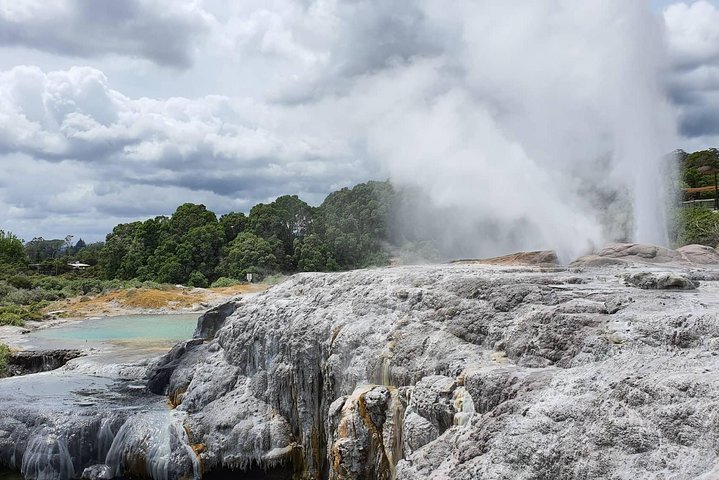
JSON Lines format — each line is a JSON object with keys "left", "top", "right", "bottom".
{"left": 362, "top": 0, "right": 677, "bottom": 260}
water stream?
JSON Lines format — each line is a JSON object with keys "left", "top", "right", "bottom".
{"left": 0, "top": 314, "right": 201, "bottom": 480}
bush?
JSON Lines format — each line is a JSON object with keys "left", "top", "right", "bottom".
{"left": 675, "top": 208, "right": 719, "bottom": 247}
{"left": 0, "top": 343, "right": 9, "bottom": 376}
{"left": 187, "top": 271, "right": 209, "bottom": 288}
{"left": 0, "top": 312, "right": 24, "bottom": 326}
{"left": 0, "top": 304, "right": 45, "bottom": 323}
{"left": 210, "top": 277, "right": 244, "bottom": 288}
{"left": 0, "top": 281, "right": 17, "bottom": 300}
{"left": 8, "top": 275, "right": 32, "bottom": 289}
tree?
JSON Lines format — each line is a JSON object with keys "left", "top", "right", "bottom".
{"left": 219, "top": 212, "right": 247, "bottom": 243}
{"left": 0, "top": 230, "right": 26, "bottom": 267}
{"left": 316, "top": 181, "right": 393, "bottom": 269}
{"left": 219, "top": 232, "right": 278, "bottom": 279}
{"left": 73, "top": 238, "right": 87, "bottom": 254}
{"left": 248, "top": 196, "right": 315, "bottom": 270}
{"left": 686, "top": 148, "right": 719, "bottom": 208}
{"left": 294, "top": 234, "right": 338, "bottom": 272}
{"left": 168, "top": 204, "right": 217, "bottom": 236}
{"left": 64, "top": 235, "right": 74, "bottom": 256}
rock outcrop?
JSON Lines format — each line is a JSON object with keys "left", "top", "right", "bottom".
{"left": 4, "top": 251, "right": 719, "bottom": 480}
{"left": 155, "top": 261, "right": 719, "bottom": 479}
{"left": 6, "top": 349, "right": 84, "bottom": 376}
{"left": 193, "top": 301, "right": 239, "bottom": 341}
{"left": 572, "top": 242, "right": 719, "bottom": 267}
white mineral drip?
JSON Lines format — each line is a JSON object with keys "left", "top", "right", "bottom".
{"left": 97, "top": 418, "right": 115, "bottom": 462}
{"left": 452, "top": 387, "right": 476, "bottom": 427}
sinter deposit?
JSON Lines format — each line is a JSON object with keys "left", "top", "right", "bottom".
{"left": 3, "top": 243, "right": 719, "bottom": 479}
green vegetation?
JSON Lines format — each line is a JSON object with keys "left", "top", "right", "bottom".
{"left": 679, "top": 148, "right": 719, "bottom": 201}
{"left": 0, "top": 180, "right": 399, "bottom": 325}
{"left": 675, "top": 208, "right": 719, "bottom": 247}
{"left": 95, "top": 181, "right": 395, "bottom": 285}
{"left": 0, "top": 343, "right": 9, "bottom": 376}
{"left": 676, "top": 148, "right": 719, "bottom": 247}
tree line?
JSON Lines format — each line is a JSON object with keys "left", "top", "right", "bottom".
{"left": 12, "top": 180, "right": 390, "bottom": 286}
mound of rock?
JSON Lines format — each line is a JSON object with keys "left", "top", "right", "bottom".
{"left": 572, "top": 242, "right": 719, "bottom": 267}
{"left": 4, "top": 258, "right": 719, "bottom": 480}
{"left": 149, "top": 263, "right": 719, "bottom": 479}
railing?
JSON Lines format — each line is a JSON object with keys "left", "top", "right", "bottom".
{"left": 681, "top": 198, "right": 717, "bottom": 209}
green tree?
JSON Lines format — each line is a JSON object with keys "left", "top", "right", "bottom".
{"left": 316, "top": 181, "right": 393, "bottom": 269}
{"left": 219, "top": 232, "right": 278, "bottom": 279}
{"left": 686, "top": 148, "right": 719, "bottom": 207}
{"left": 219, "top": 212, "right": 247, "bottom": 243}
{"left": 248, "top": 196, "right": 315, "bottom": 270}
{"left": 168, "top": 204, "right": 217, "bottom": 236}
{"left": 0, "top": 230, "right": 26, "bottom": 267}
{"left": 175, "top": 222, "right": 225, "bottom": 281}
{"left": 99, "top": 222, "right": 142, "bottom": 279}
{"left": 294, "top": 234, "right": 338, "bottom": 272}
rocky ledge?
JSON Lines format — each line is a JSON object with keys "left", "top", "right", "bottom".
{"left": 149, "top": 249, "right": 719, "bottom": 479}
{"left": 4, "top": 244, "right": 719, "bottom": 480}
{"left": 5, "top": 349, "right": 84, "bottom": 377}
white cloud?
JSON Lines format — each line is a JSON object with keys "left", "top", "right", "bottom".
{"left": 664, "top": 1, "right": 719, "bottom": 69}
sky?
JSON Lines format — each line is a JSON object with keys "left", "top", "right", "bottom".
{"left": 0, "top": 0, "right": 718, "bottom": 245}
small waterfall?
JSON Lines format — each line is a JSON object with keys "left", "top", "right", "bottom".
{"left": 383, "top": 388, "right": 407, "bottom": 479}
{"left": 105, "top": 410, "right": 199, "bottom": 480}
{"left": 21, "top": 432, "right": 75, "bottom": 480}
{"left": 96, "top": 418, "right": 116, "bottom": 463}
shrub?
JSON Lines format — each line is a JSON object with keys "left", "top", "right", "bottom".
{"left": 187, "top": 271, "right": 209, "bottom": 288}
{"left": 0, "top": 281, "right": 17, "bottom": 300}
{"left": 210, "top": 277, "right": 244, "bottom": 288}
{"left": 0, "top": 312, "right": 24, "bottom": 326}
{"left": 675, "top": 208, "right": 719, "bottom": 247}
{"left": 8, "top": 275, "right": 32, "bottom": 290}
{"left": 0, "top": 343, "right": 9, "bottom": 376}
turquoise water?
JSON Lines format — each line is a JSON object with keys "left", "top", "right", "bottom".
{"left": 28, "top": 314, "right": 199, "bottom": 350}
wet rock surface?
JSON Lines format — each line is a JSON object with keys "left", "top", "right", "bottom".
{"left": 4, "top": 246, "right": 719, "bottom": 480}
{"left": 159, "top": 258, "right": 719, "bottom": 479}
{"left": 6, "top": 349, "right": 84, "bottom": 377}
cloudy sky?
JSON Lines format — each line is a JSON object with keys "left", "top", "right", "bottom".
{"left": 0, "top": 0, "right": 718, "bottom": 247}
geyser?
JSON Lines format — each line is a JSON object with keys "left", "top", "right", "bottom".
{"left": 337, "top": 0, "right": 678, "bottom": 259}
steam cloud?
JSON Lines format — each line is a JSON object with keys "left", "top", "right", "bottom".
{"left": 318, "top": 0, "right": 678, "bottom": 261}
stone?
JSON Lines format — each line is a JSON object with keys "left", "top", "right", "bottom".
{"left": 193, "top": 300, "right": 239, "bottom": 340}
{"left": 146, "top": 338, "right": 203, "bottom": 395}
{"left": 623, "top": 272, "right": 697, "bottom": 290}
{"left": 6, "top": 349, "right": 83, "bottom": 376}
{"left": 677, "top": 244, "right": 719, "bottom": 264}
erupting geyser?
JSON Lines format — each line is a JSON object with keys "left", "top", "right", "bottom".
{"left": 364, "top": 0, "right": 677, "bottom": 259}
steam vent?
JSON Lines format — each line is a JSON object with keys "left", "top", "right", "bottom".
{"left": 2, "top": 244, "right": 719, "bottom": 479}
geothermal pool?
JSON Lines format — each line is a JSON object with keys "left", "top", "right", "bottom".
{"left": 0, "top": 313, "right": 203, "bottom": 480}
{"left": 24, "top": 314, "right": 199, "bottom": 353}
